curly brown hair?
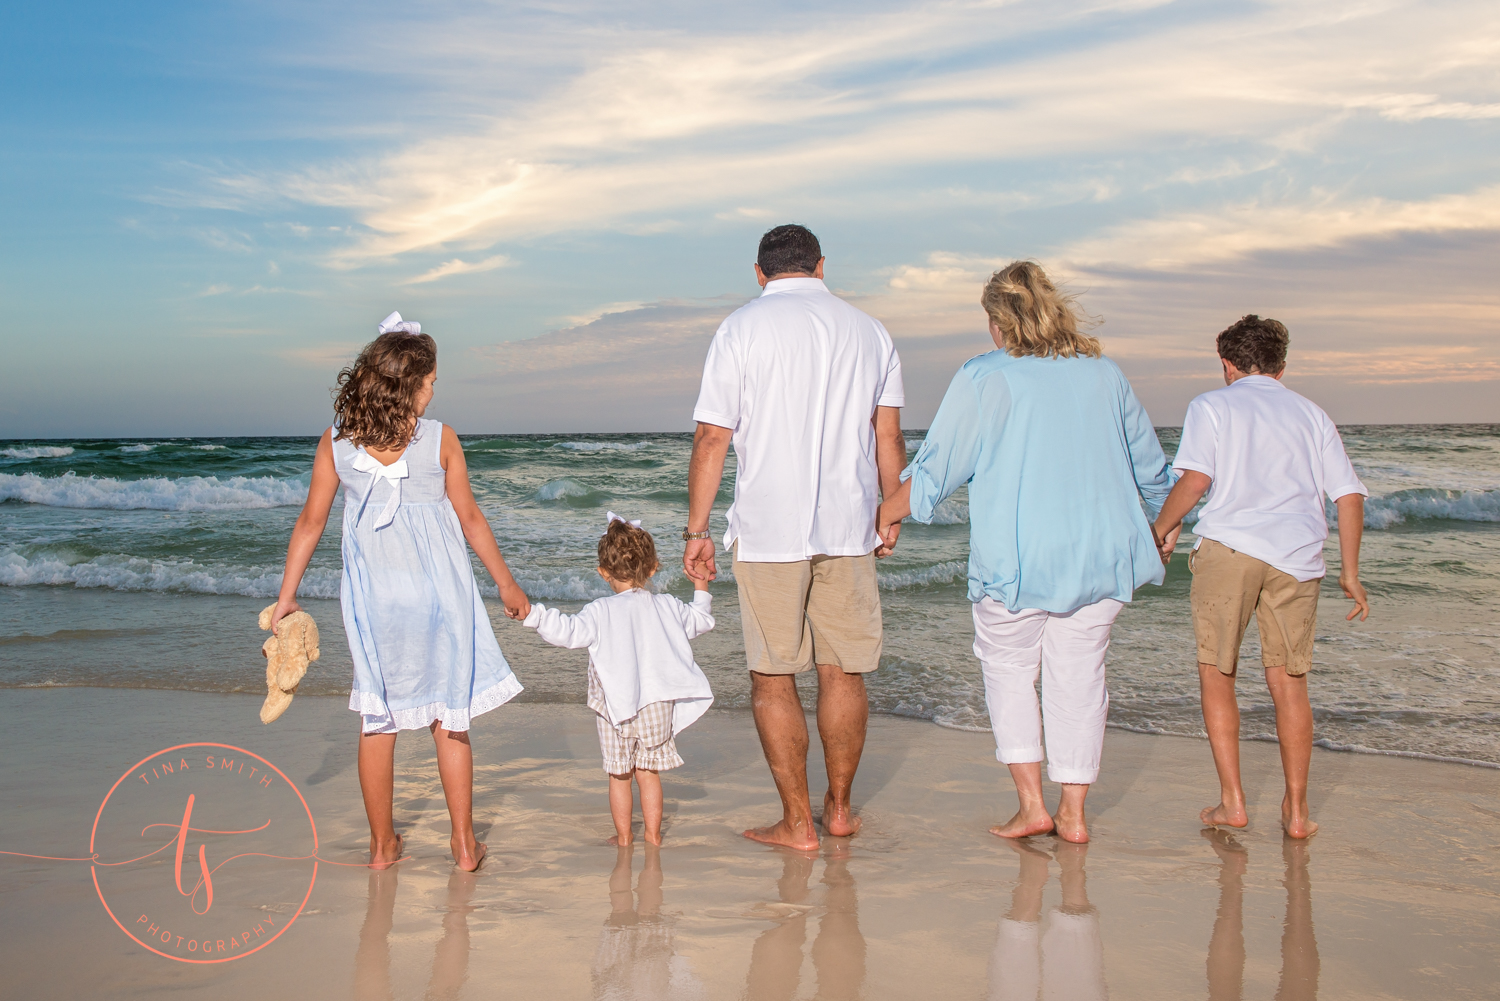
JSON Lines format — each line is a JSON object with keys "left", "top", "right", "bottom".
{"left": 598, "top": 520, "right": 659, "bottom": 589}
{"left": 1216, "top": 314, "right": 1288, "bottom": 375}
{"left": 332, "top": 331, "right": 437, "bottom": 450}
{"left": 980, "top": 260, "right": 1101, "bottom": 359}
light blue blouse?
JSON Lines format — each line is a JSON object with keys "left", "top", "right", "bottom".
{"left": 903, "top": 351, "right": 1175, "bottom": 613}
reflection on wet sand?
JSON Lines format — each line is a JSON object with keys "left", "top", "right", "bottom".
{"left": 746, "top": 848, "right": 867, "bottom": 1001}
{"left": 593, "top": 843, "right": 702, "bottom": 999}
{"left": 1204, "top": 830, "right": 1320, "bottom": 1001}
{"left": 988, "top": 841, "right": 1106, "bottom": 1001}
{"left": 352, "top": 866, "right": 479, "bottom": 1001}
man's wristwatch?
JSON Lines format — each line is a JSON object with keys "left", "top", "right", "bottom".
{"left": 682, "top": 529, "right": 712, "bottom": 541}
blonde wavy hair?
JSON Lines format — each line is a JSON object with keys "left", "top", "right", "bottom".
{"left": 980, "top": 260, "right": 1101, "bottom": 359}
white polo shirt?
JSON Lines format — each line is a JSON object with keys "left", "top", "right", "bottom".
{"left": 1173, "top": 375, "right": 1367, "bottom": 581}
{"left": 693, "top": 277, "right": 905, "bottom": 562}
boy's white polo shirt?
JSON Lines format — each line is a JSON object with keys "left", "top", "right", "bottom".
{"left": 693, "top": 277, "right": 905, "bottom": 562}
{"left": 1173, "top": 375, "right": 1366, "bottom": 581}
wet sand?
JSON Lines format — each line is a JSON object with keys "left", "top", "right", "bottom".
{"left": 1, "top": 687, "right": 1497, "bottom": 999}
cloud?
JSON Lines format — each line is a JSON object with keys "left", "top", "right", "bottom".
{"left": 402, "top": 254, "right": 512, "bottom": 285}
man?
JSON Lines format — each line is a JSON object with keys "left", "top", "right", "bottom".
{"left": 1154, "top": 314, "right": 1370, "bottom": 839}
{"left": 684, "top": 224, "right": 906, "bottom": 850}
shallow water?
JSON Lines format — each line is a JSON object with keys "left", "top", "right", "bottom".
{"left": 2, "top": 425, "right": 1498, "bottom": 764}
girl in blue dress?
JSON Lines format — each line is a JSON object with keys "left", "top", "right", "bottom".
{"left": 271, "top": 312, "right": 531, "bottom": 871}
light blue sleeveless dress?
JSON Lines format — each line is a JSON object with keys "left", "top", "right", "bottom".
{"left": 332, "top": 418, "right": 523, "bottom": 733}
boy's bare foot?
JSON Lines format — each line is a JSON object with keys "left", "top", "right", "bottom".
{"left": 1200, "top": 801, "right": 1249, "bottom": 828}
{"left": 1281, "top": 797, "right": 1318, "bottom": 839}
{"left": 989, "top": 806, "right": 1057, "bottom": 839}
{"left": 1052, "top": 805, "right": 1089, "bottom": 844}
{"left": 370, "top": 832, "right": 403, "bottom": 871}
{"left": 744, "top": 819, "right": 820, "bottom": 851}
{"left": 606, "top": 833, "right": 633, "bottom": 847}
{"left": 452, "top": 838, "right": 486, "bottom": 872}
{"left": 821, "top": 791, "right": 862, "bottom": 837}
{"left": 643, "top": 829, "right": 662, "bottom": 846}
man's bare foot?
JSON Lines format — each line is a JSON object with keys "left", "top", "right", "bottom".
{"left": 643, "top": 829, "right": 663, "bottom": 846}
{"left": 370, "top": 832, "right": 403, "bottom": 871}
{"left": 989, "top": 806, "right": 1056, "bottom": 840}
{"left": 1200, "top": 801, "right": 1249, "bottom": 828}
{"left": 1281, "top": 798, "right": 1318, "bottom": 839}
{"left": 1052, "top": 806, "right": 1089, "bottom": 844}
{"left": 452, "top": 838, "right": 486, "bottom": 872}
{"left": 744, "top": 819, "right": 820, "bottom": 851}
{"left": 821, "top": 791, "right": 862, "bottom": 837}
{"left": 606, "top": 833, "right": 633, "bottom": 847}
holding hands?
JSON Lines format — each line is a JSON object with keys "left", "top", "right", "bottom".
{"left": 683, "top": 537, "right": 718, "bottom": 583}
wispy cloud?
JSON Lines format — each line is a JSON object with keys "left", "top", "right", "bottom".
{"left": 401, "top": 254, "right": 512, "bottom": 285}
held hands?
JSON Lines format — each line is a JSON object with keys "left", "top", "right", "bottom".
{"left": 1153, "top": 522, "right": 1183, "bottom": 565}
{"left": 683, "top": 538, "right": 718, "bottom": 582}
{"left": 875, "top": 508, "right": 901, "bottom": 558}
{"left": 1339, "top": 572, "right": 1370, "bottom": 621}
{"left": 499, "top": 582, "right": 531, "bottom": 621}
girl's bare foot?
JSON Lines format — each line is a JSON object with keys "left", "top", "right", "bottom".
{"left": 822, "top": 791, "right": 863, "bottom": 837}
{"left": 1052, "top": 805, "right": 1089, "bottom": 844}
{"left": 370, "top": 832, "right": 403, "bottom": 870}
{"left": 452, "top": 837, "right": 486, "bottom": 872}
{"left": 1281, "top": 797, "right": 1319, "bottom": 839}
{"left": 989, "top": 806, "right": 1056, "bottom": 839}
{"left": 1201, "top": 801, "right": 1249, "bottom": 828}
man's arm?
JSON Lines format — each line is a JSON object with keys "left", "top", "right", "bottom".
{"left": 684, "top": 422, "right": 733, "bottom": 581}
{"left": 874, "top": 406, "right": 904, "bottom": 556}
{"left": 1152, "top": 470, "right": 1212, "bottom": 562}
{"left": 1334, "top": 493, "right": 1369, "bottom": 621}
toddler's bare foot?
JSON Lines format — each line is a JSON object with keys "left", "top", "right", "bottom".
{"left": 1052, "top": 806, "right": 1089, "bottom": 844}
{"left": 1200, "top": 801, "right": 1249, "bottom": 828}
{"left": 989, "top": 807, "right": 1057, "bottom": 839}
{"left": 744, "top": 819, "right": 820, "bottom": 851}
{"left": 452, "top": 838, "right": 486, "bottom": 872}
{"left": 1281, "top": 797, "right": 1318, "bottom": 839}
{"left": 822, "top": 791, "right": 862, "bottom": 837}
{"left": 370, "top": 832, "right": 403, "bottom": 871}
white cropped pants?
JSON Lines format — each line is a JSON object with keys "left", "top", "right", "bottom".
{"left": 972, "top": 596, "right": 1123, "bottom": 785}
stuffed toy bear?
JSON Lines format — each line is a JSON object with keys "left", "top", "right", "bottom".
{"left": 257, "top": 604, "right": 320, "bottom": 723}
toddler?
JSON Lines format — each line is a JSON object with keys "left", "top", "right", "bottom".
{"left": 525, "top": 514, "right": 714, "bottom": 845}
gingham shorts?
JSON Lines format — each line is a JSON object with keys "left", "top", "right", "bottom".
{"left": 595, "top": 700, "right": 683, "bottom": 775}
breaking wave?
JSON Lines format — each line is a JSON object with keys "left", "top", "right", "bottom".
{"left": 1, "top": 446, "right": 76, "bottom": 460}
{"left": 0, "top": 550, "right": 339, "bottom": 598}
{"left": 1360, "top": 488, "right": 1500, "bottom": 528}
{"left": 0, "top": 471, "right": 307, "bottom": 510}
{"left": 553, "top": 441, "right": 650, "bottom": 452}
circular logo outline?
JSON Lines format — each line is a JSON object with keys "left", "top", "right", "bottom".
{"left": 90, "top": 742, "right": 320, "bottom": 964}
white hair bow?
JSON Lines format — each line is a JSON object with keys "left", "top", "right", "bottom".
{"left": 377, "top": 310, "right": 422, "bottom": 335}
{"left": 606, "top": 511, "right": 642, "bottom": 529}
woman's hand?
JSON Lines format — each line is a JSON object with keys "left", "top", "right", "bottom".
{"left": 875, "top": 507, "right": 902, "bottom": 558}
{"left": 499, "top": 582, "right": 531, "bottom": 621}
{"left": 270, "top": 597, "right": 303, "bottom": 634}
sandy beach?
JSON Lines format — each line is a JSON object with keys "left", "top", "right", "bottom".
{"left": 2, "top": 687, "right": 1496, "bottom": 1000}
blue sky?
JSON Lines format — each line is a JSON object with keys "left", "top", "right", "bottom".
{"left": 2, "top": 0, "right": 1497, "bottom": 436}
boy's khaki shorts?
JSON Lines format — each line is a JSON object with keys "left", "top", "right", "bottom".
{"left": 732, "top": 544, "right": 883, "bottom": 675}
{"left": 1190, "top": 538, "right": 1322, "bottom": 676}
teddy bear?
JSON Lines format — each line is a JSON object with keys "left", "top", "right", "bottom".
{"left": 257, "top": 603, "right": 320, "bottom": 723}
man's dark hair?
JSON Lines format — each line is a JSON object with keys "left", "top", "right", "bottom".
{"left": 1216, "top": 314, "right": 1289, "bottom": 375}
{"left": 757, "top": 224, "right": 822, "bottom": 278}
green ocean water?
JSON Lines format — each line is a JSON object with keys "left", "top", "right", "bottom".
{"left": 2, "top": 426, "right": 1498, "bottom": 764}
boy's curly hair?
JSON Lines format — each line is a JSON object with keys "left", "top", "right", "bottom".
{"left": 598, "top": 520, "right": 659, "bottom": 589}
{"left": 1216, "top": 315, "right": 1288, "bottom": 375}
{"left": 333, "top": 331, "right": 437, "bottom": 450}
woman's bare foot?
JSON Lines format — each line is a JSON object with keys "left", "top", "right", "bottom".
{"left": 822, "top": 791, "right": 862, "bottom": 837}
{"left": 1201, "top": 800, "right": 1250, "bottom": 828}
{"left": 989, "top": 806, "right": 1056, "bottom": 839}
{"left": 744, "top": 819, "right": 820, "bottom": 851}
{"left": 452, "top": 837, "right": 486, "bottom": 872}
{"left": 1281, "top": 797, "right": 1318, "bottom": 839}
{"left": 370, "top": 832, "right": 403, "bottom": 870}
{"left": 1052, "top": 804, "right": 1089, "bottom": 844}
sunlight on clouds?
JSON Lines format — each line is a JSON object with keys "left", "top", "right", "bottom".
{"left": 402, "top": 254, "right": 512, "bottom": 285}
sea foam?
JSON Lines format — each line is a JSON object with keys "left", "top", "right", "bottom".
{"left": 0, "top": 471, "right": 307, "bottom": 511}
{"left": 553, "top": 441, "right": 650, "bottom": 452}
{"left": 1, "top": 446, "right": 75, "bottom": 460}
{"left": 1360, "top": 488, "right": 1500, "bottom": 528}
{"left": 0, "top": 550, "right": 339, "bottom": 598}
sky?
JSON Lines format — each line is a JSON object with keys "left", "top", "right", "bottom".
{"left": 2, "top": 0, "right": 1497, "bottom": 437}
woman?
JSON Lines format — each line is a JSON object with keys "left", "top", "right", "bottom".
{"left": 878, "top": 261, "right": 1173, "bottom": 843}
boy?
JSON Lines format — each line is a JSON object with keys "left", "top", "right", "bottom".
{"left": 1154, "top": 315, "right": 1369, "bottom": 838}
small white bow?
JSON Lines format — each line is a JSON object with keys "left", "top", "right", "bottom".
{"left": 377, "top": 310, "right": 422, "bottom": 336}
{"left": 351, "top": 452, "right": 410, "bottom": 529}
{"left": 606, "top": 511, "right": 642, "bottom": 530}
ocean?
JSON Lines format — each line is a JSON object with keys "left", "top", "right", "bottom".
{"left": 2, "top": 425, "right": 1498, "bottom": 766}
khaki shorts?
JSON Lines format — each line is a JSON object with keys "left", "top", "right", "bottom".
{"left": 732, "top": 544, "right": 883, "bottom": 675}
{"left": 1190, "top": 538, "right": 1322, "bottom": 676}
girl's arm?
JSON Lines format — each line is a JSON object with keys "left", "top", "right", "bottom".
{"left": 271, "top": 430, "right": 340, "bottom": 631}
{"left": 441, "top": 425, "right": 531, "bottom": 620}
{"left": 674, "top": 591, "right": 715, "bottom": 639}
{"left": 524, "top": 604, "right": 598, "bottom": 649}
